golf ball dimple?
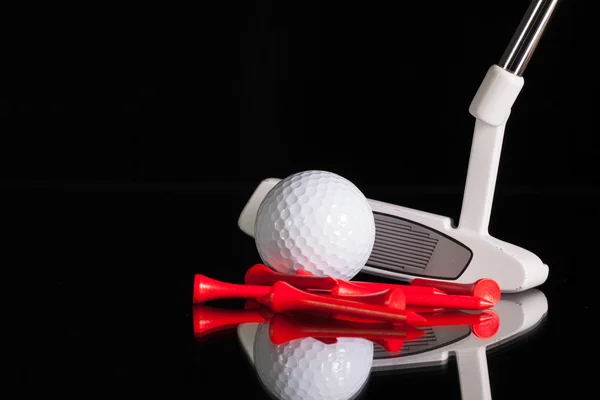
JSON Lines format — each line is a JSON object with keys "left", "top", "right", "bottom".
{"left": 253, "top": 322, "right": 373, "bottom": 400}
{"left": 254, "top": 170, "right": 375, "bottom": 280}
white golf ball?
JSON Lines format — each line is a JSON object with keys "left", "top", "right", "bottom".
{"left": 253, "top": 322, "right": 373, "bottom": 400}
{"left": 254, "top": 170, "right": 375, "bottom": 280}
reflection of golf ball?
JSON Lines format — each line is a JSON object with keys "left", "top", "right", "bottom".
{"left": 253, "top": 322, "right": 373, "bottom": 400}
{"left": 254, "top": 170, "right": 375, "bottom": 280}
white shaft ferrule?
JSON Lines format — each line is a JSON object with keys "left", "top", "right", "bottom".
{"left": 469, "top": 65, "right": 524, "bottom": 126}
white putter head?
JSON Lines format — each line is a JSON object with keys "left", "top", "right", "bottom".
{"left": 237, "top": 289, "right": 548, "bottom": 400}
{"left": 237, "top": 0, "right": 559, "bottom": 293}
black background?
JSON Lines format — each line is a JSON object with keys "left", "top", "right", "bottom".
{"left": 4, "top": 0, "right": 596, "bottom": 397}
{"left": 2, "top": 0, "right": 595, "bottom": 188}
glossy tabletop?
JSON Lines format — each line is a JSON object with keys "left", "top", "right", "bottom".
{"left": 9, "top": 183, "right": 593, "bottom": 399}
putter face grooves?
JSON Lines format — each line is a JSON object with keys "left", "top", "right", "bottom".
{"left": 367, "top": 212, "right": 473, "bottom": 279}
{"left": 372, "top": 241, "right": 433, "bottom": 262}
{"left": 375, "top": 230, "right": 437, "bottom": 251}
{"left": 369, "top": 253, "right": 428, "bottom": 270}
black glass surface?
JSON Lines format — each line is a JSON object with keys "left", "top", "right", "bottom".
{"left": 8, "top": 186, "right": 594, "bottom": 398}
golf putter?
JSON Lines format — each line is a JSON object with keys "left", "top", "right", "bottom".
{"left": 237, "top": 289, "right": 548, "bottom": 400}
{"left": 237, "top": 0, "right": 559, "bottom": 293}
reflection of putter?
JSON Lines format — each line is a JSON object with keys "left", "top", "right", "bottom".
{"left": 371, "top": 289, "right": 548, "bottom": 400}
{"left": 236, "top": 0, "right": 559, "bottom": 293}
{"left": 237, "top": 289, "right": 547, "bottom": 400}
